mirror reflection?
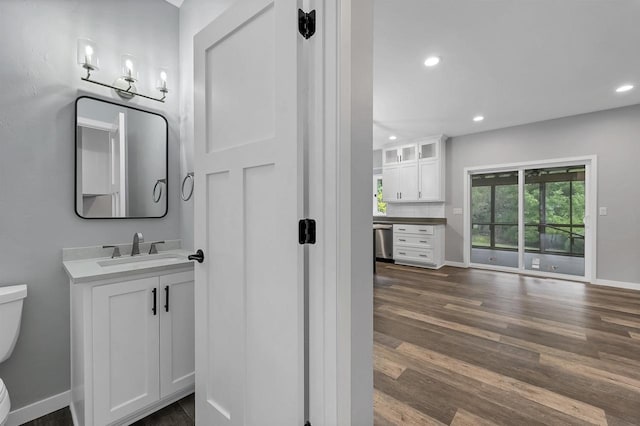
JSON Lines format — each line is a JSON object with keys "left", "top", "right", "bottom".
{"left": 75, "top": 97, "right": 168, "bottom": 218}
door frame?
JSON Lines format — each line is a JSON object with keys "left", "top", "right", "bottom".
{"left": 305, "top": 0, "right": 373, "bottom": 424}
{"left": 463, "top": 155, "right": 598, "bottom": 282}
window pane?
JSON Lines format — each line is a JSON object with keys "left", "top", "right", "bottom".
{"left": 524, "top": 184, "right": 539, "bottom": 224}
{"left": 572, "top": 181, "right": 585, "bottom": 224}
{"left": 376, "top": 178, "right": 386, "bottom": 214}
{"left": 495, "top": 184, "right": 518, "bottom": 224}
{"left": 495, "top": 225, "right": 518, "bottom": 249}
{"left": 472, "top": 224, "right": 490, "bottom": 247}
{"left": 546, "top": 182, "right": 571, "bottom": 225}
{"left": 471, "top": 186, "right": 491, "bottom": 223}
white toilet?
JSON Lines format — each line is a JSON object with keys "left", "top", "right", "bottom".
{"left": 0, "top": 284, "right": 27, "bottom": 426}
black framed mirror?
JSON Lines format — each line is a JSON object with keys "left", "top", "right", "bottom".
{"left": 75, "top": 96, "right": 168, "bottom": 219}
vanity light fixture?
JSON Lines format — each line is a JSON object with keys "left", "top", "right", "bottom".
{"left": 615, "top": 84, "right": 634, "bottom": 93}
{"left": 156, "top": 68, "right": 169, "bottom": 99}
{"left": 77, "top": 39, "right": 168, "bottom": 103}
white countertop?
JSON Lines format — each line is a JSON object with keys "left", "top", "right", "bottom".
{"left": 63, "top": 249, "right": 194, "bottom": 284}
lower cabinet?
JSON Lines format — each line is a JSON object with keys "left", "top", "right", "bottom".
{"left": 71, "top": 269, "right": 195, "bottom": 426}
{"left": 393, "top": 224, "right": 445, "bottom": 269}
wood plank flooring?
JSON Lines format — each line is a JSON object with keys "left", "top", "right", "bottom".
{"left": 374, "top": 262, "right": 640, "bottom": 426}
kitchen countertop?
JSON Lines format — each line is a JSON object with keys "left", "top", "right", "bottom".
{"left": 373, "top": 216, "right": 447, "bottom": 225}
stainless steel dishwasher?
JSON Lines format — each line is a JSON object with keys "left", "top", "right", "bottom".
{"left": 373, "top": 224, "right": 393, "bottom": 261}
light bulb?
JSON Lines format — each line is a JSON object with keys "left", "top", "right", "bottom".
{"left": 160, "top": 71, "right": 167, "bottom": 81}
{"left": 121, "top": 55, "right": 138, "bottom": 81}
{"left": 77, "top": 38, "right": 99, "bottom": 70}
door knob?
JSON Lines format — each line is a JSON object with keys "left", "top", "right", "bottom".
{"left": 188, "top": 249, "right": 205, "bottom": 263}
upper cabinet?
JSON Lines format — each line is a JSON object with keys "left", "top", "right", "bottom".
{"left": 382, "top": 143, "right": 419, "bottom": 165}
{"left": 382, "top": 135, "right": 447, "bottom": 203}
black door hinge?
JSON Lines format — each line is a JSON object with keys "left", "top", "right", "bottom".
{"left": 299, "top": 219, "right": 316, "bottom": 244}
{"left": 298, "top": 9, "right": 316, "bottom": 39}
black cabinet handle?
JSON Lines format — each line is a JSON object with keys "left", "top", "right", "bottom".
{"left": 188, "top": 249, "right": 205, "bottom": 263}
{"left": 164, "top": 285, "right": 170, "bottom": 312}
{"left": 152, "top": 288, "right": 157, "bottom": 315}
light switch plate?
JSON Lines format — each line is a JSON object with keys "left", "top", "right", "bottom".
{"left": 599, "top": 207, "right": 608, "bottom": 216}
{"left": 452, "top": 208, "right": 463, "bottom": 215}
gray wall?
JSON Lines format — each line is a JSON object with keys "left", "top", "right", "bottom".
{"left": 178, "top": 0, "right": 234, "bottom": 250}
{"left": 0, "top": 0, "right": 180, "bottom": 410}
{"left": 445, "top": 104, "right": 640, "bottom": 284}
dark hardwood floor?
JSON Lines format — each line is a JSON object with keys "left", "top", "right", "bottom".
{"left": 21, "top": 394, "right": 194, "bottom": 426}
{"left": 373, "top": 262, "right": 640, "bottom": 426}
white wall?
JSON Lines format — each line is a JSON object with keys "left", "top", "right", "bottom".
{"left": 178, "top": 0, "right": 235, "bottom": 250}
{"left": 0, "top": 0, "right": 179, "bottom": 410}
{"left": 445, "top": 104, "right": 640, "bottom": 284}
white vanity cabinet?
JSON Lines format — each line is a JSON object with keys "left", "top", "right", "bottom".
{"left": 70, "top": 267, "right": 194, "bottom": 426}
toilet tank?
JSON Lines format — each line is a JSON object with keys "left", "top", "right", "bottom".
{"left": 0, "top": 285, "right": 27, "bottom": 363}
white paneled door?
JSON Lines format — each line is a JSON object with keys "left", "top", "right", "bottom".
{"left": 193, "top": 0, "right": 304, "bottom": 425}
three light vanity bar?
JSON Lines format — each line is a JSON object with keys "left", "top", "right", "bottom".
{"left": 77, "top": 38, "right": 169, "bottom": 103}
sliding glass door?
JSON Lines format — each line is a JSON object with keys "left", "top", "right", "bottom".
{"left": 468, "top": 159, "right": 592, "bottom": 280}
{"left": 523, "top": 166, "right": 585, "bottom": 277}
{"left": 471, "top": 171, "right": 519, "bottom": 268}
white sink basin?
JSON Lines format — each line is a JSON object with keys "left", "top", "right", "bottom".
{"left": 98, "top": 253, "right": 186, "bottom": 268}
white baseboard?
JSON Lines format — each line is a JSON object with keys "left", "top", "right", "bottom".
{"left": 592, "top": 278, "right": 640, "bottom": 291}
{"left": 444, "top": 260, "right": 467, "bottom": 268}
{"left": 6, "top": 390, "right": 70, "bottom": 426}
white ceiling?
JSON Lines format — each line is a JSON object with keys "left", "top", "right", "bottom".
{"left": 163, "top": 0, "right": 184, "bottom": 8}
{"left": 373, "top": 0, "right": 640, "bottom": 148}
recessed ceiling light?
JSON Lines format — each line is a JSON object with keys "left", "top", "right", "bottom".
{"left": 389, "top": 135, "right": 397, "bottom": 140}
{"left": 616, "top": 84, "right": 634, "bottom": 93}
{"left": 473, "top": 115, "right": 484, "bottom": 122}
{"left": 424, "top": 56, "right": 440, "bottom": 67}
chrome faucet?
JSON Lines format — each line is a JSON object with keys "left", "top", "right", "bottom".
{"left": 131, "top": 232, "right": 144, "bottom": 256}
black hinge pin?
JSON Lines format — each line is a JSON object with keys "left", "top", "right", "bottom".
{"left": 299, "top": 219, "right": 317, "bottom": 245}
{"left": 298, "top": 9, "right": 316, "bottom": 39}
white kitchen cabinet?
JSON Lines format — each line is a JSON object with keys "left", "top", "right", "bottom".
{"left": 419, "top": 159, "right": 441, "bottom": 201}
{"left": 383, "top": 163, "right": 420, "bottom": 201}
{"left": 382, "top": 165, "right": 400, "bottom": 202}
{"left": 398, "top": 163, "right": 419, "bottom": 201}
{"left": 382, "top": 135, "right": 446, "bottom": 203}
{"left": 71, "top": 268, "right": 194, "bottom": 426}
{"left": 393, "top": 224, "right": 445, "bottom": 269}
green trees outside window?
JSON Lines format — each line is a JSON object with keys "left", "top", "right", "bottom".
{"left": 471, "top": 166, "right": 585, "bottom": 257}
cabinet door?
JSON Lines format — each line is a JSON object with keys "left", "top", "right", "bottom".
{"left": 399, "top": 144, "right": 418, "bottom": 163}
{"left": 160, "top": 271, "right": 195, "bottom": 398}
{"left": 419, "top": 160, "right": 441, "bottom": 201}
{"left": 419, "top": 140, "right": 439, "bottom": 160}
{"left": 382, "top": 147, "right": 400, "bottom": 165}
{"left": 398, "top": 163, "right": 419, "bottom": 201}
{"left": 382, "top": 166, "right": 399, "bottom": 201}
{"left": 93, "top": 277, "right": 160, "bottom": 425}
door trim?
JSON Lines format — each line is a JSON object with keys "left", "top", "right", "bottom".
{"left": 463, "top": 155, "right": 598, "bottom": 282}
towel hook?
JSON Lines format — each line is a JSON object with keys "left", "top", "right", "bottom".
{"left": 153, "top": 178, "right": 166, "bottom": 203}
{"left": 181, "top": 172, "right": 194, "bottom": 201}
